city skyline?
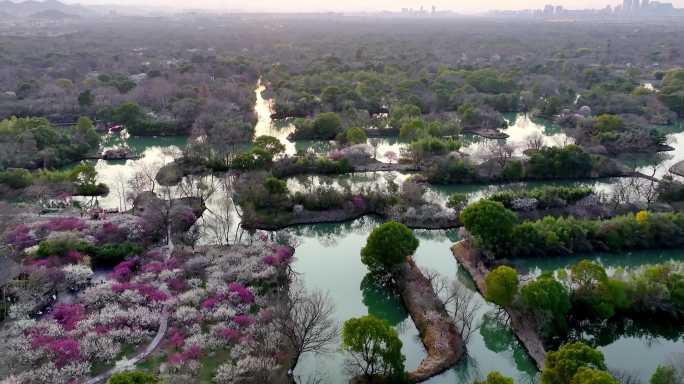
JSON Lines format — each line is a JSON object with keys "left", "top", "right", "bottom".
{"left": 56, "top": 0, "right": 684, "bottom": 14}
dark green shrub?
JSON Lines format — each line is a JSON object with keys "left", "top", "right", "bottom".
{"left": 541, "top": 342, "right": 608, "bottom": 384}
{"left": 361, "top": 221, "right": 419, "bottom": 272}
{"left": 460, "top": 200, "right": 517, "bottom": 255}
{"left": 527, "top": 145, "right": 593, "bottom": 179}
{"left": 85, "top": 243, "right": 144, "bottom": 268}
{"left": 343, "top": 127, "right": 368, "bottom": 145}
{"left": 292, "top": 188, "right": 346, "bottom": 211}
{"left": 0, "top": 169, "right": 33, "bottom": 189}
{"left": 264, "top": 176, "right": 288, "bottom": 195}
{"left": 231, "top": 148, "right": 273, "bottom": 170}
{"left": 426, "top": 158, "right": 476, "bottom": 184}
{"left": 36, "top": 239, "right": 88, "bottom": 259}
{"left": 409, "top": 136, "right": 461, "bottom": 160}
{"left": 446, "top": 193, "right": 468, "bottom": 210}
{"left": 341, "top": 315, "right": 407, "bottom": 381}
{"left": 108, "top": 370, "right": 158, "bottom": 384}
{"left": 315, "top": 158, "right": 352, "bottom": 174}
{"left": 484, "top": 266, "right": 519, "bottom": 307}
{"left": 488, "top": 186, "right": 593, "bottom": 209}
{"left": 521, "top": 273, "right": 571, "bottom": 337}
{"left": 501, "top": 160, "right": 524, "bottom": 181}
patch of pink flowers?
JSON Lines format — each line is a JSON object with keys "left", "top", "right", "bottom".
{"left": 228, "top": 282, "right": 254, "bottom": 304}
{"left": 5, "top": 224, "right": 35, "bottom": 249}
{"left": 262, "top": 246, "right": 294, "bottom": 266}
{"left": 232, "top": 314, "right": 255, "bottom": 328}
{"left": 329, "top": 149, "right": 344, "bottom": 160}
{"left": 217, "top": 327, "right": 241, "bottom": 342}
{"left": 167, "top": 345, "right": 202, "bottom": 365}
{"left": 29, "top": 331, "right": 54, "bottom": 349}
{"left": 177, "top": 208, "right": 197, "bottom": 225}
{"left": 201, "top": 297, "right": 218, "bottom": 309}
{"left": 262, "top": 254, "right": 278, "bottom": 266}
{"left": 111, "top": 282, "right": 168, "bottom": 302}
{"left": 141, "top": 262, "right": 164, "bottom": 273}
{"left": 95, "top": 221, "right": 123, "bottom": 243}
{"left": 141, "top": 260, "right": 176, "bottom": 274}
{"left": 167, "top": 328, "right": 186, "bottom": 349}
{"left": 28, "top": 259, "right": 51, "bottom": 268}
{"left": 65, "top": 250, "right": 83, "bottom": 263}
{"left": 40, "top": 217, "right": 87, "bottom": 232}
{"left": 48, "top": 338, "right": 82, "bottom": 368}
{"left": 276, "top": 246, "right": 294, "bottom": 263}
{"left": 51, "top": 304, "right": 85, "bottom": 331}
{"left": 111, "top": 260, "right": 136, "bottom": 282}
{"left": 166, "top": 277, "right": 187, "bottom": 292}
{"left": 95, "top": 324, "right": 113, "bottom": 335}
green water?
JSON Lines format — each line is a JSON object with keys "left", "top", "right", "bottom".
{"left": 86, "top": 135, "right": 187, "bottom": 210}
{"left": 287, "top": 217, "right": 538, "bottom": 384}
{"left": 288, "top": 221, "right": 684, "bottom": 383}
{"left": 460, "top": 114, "right": 573, "bottom": 162}
{"left": 82, "top": 91, "right": 684, "bottom": 383}
{"left": 513, "top": 249, "right": 684, "bottom": 382}
{"left": 616, "top": 120, "right": 684, "bottom": 179}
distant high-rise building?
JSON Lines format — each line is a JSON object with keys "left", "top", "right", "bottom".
{"left": 633, "top": 0, "right": 640, "bottom": 10}
{"left": 623, "top": 0, "right": 633, "bottom": 12}
{"left": 642, "top": 0, "right": 650, "bottom": 8}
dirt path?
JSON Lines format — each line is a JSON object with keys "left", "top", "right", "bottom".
{"left": 398, "top": 257, "right": 465, "bottom": 382}
{"left": 451, "top": 240, "right": 546, "bottom": 370}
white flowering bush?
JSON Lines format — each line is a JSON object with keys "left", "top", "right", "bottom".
{"left": 1, "top": 229, "right": 294, "bottom": 384}
{"left": 61, "top": 264, "right": 94, "bottom": 289}
{"left": 151, "top": 242, "right": 293, "bottom": 382}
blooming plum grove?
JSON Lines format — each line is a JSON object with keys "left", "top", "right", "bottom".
{"left": 1, "top": 226, "right": 295, "bottom": 384}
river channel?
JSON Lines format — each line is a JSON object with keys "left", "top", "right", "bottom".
{"left": 81, "top": 84, "right": 684, "bottom": 383}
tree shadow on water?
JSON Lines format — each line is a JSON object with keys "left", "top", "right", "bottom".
{"left": 360, "top": 273, "right": 409, "bottom": 328}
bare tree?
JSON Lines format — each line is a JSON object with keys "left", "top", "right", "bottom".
{"left": 526, "top": 132, "right": 544, "bottom": 152}
{"left": 608, "top": 170, "right": 659, "bottom": 210}
{"left": 487, "top": 141, "right": 515, "bottom": 169}
{"left": 200, "top": 175, "right": 237, "bottom": 245}
{"left": 113, "top": 171, "right": 129, "bottom": 212}
{"left": 128, "top": 160, "right": 161, "bottom": 195}
{"left": 425, "top": 269, "right": 482, "bottom": 345}
{"left": 446, "top": 281, "right": 482, "bottom": 345}
{"left": 275, "top": 282, "right": 339, "bottom": 371}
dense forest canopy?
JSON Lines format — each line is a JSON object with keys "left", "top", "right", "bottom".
{"left": 2, "top": 16, "right": 684, "bottom": 126}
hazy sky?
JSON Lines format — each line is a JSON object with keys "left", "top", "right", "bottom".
{"left": 65, "top": 0, "right": 684, "bottom": 14}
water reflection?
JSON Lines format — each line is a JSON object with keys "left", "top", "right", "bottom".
{"left": 254, "top": 82, "right": 297, "bottom": 155}
{"left": 479, "top": 312, "right": 538, "bottom": 378}
{"left": 461, "top": 114, "right": 574, "bottom": 161}
{"left": 289, "top": 217, "right": 538, "bottom": 384}
{"left": 513, "top": 248, "right": 684, "bottom": 380}
{"left": 79, "top": 91, "right": 684, "bottom": 383}
{"left": 513, "top": 248, "right": 684, "bottom": 278}
{"left": 75, "top": 136, "right": 187, "bottom": 210}
{"left": 569, "top": 317, "right": 684, "bottom": 382}
{"left": 360, "top": 273, "right": 409, "bottom": 327}
{"left": 618, "top": 120, "right": 684, "bottom": 179}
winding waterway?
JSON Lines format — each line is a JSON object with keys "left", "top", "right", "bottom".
{"left": 80, "top": 83, "right": 684, "bottom": 383}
